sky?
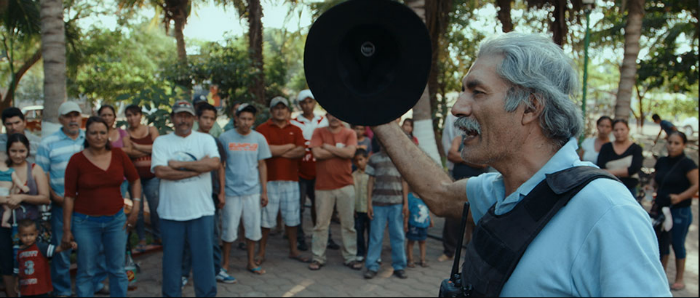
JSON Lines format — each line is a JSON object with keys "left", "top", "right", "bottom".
{"left": 79, "top": 0, "right": 316, "bottom": 43}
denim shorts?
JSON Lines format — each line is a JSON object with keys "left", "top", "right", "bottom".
{"left": 406, "top": 225, "right": 427, "bottom": 241}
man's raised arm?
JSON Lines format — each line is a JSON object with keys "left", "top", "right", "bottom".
{"left": 372, "top": 122, "right": 466, "bottom": 219}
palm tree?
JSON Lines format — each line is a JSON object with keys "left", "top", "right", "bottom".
{"left": 119, "top": 0, "right": 192, "bottom": 91}
{"left": 40, "top": 0, "right": 67, "bottom": 125}
{"left": 0, "top": 0, "right": 42, "bottom": 111}
{"left": 496, "top": 0, "right": 514, "bottom": 33}
{"left": 495, "top": 0, "right": 584, "bottom": 46}
{"left": 404, "top": 0, "right": 442, "bottom": 165}
{"left": 615, "top": 0, "right": 645, "bottom": 119}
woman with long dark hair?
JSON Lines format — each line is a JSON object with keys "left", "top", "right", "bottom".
{"left": 0, "top": 134, "right": 50, "bottom": 297}
{"left": 579, "top": 116, "right": 612, "bottom": 163}
{"left": 597, "top": 119, "right": 643, "bottom": 196}
{"left": 649, "top": 131, "right": 698, "bottom": 291}
{"left": 61, "top": 117, "right": 141, "bottom": 297}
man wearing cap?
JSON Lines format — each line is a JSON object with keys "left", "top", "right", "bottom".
{"left": 290, "top": 89, "right": 338, "bottom": 252}
{"left": 193, "top": 95, "right": 224, "bottom": 138}
{"left": 0, "top": 107, "right": 42, "bottom": 163}
{"left": 152, "top": 100, "right": 221, "bottom": 296}
{"left": 308, "top": 113, "right": 361, "bottom": 271}
{"left": 219, "top": 104, "right": 271, "bottom": 275}
{"left": 36, "top": 102, "right": 108, "bottom": 296}
{"left": 255, "top": 97, "right": 310, "bottom": 264}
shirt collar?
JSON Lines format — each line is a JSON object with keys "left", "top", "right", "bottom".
{"left": 59, "top": 128, "right": 85, "bottom": 141}
{"left": 296, "top": 113, "right": 322, "bottom": 124}
{"left": 495, "top": 137, "right": 590, "bottom": 214}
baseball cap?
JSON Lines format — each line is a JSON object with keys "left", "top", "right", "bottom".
{"left": 296, "top": 89, "right": 314, "bottom": 103}
{"left": 269, "top": 96, "right": 289, "bottom": 109}
{"left": 193, "top": 95, "right": 207, "bottom": 104}
{"left": 235, "top": 103, "right": 258, "bottom": 116}
{"left": 172, "top": 100, "right": 196, "bottom": 115}
{"left": 58, "top": 101, "right": 82, "bottom": 116}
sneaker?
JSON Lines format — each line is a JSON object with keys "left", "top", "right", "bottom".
{"left": 356, "top": 256, "right": 365, "bottom": 262}
{"left": 216, "top": 269, "right": 237, "bottom": 284}
{"left": 377, "top": 258, "right": 382, "bottom": 264}
{"left": 393, "top": 269, "right": 408, "bottom": 279}
{"left": 364, "top": 270, "right": 377, "bottom": 279}
{"left": 181, "top": 276, "right": 188, "bottom": 289}
{"left": 327, "top": 239, "right": 340, "bottom": 250}
{"left": 95, "top": 283, "right": 109, "bottom": 295}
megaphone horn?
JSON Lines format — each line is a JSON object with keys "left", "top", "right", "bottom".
{"left": 304, "top": 0, "right": 432, "bottom": 126}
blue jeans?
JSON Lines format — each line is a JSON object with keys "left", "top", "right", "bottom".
{"left": 355, "top": 212, "right": 370, "bottom": 257}
{"left": 134, "top": 177, "right": 161, "bottom": 241}
{"left": 72, "top": 210, "right": 128, "bottom": 297}
{"left": 50, "top": 205, "right": 107, "bottom": 296}
{"left": 365, "top": 204, "right": 407, "bottom": 271}
{"left": 660, "top": 206, "right": 693, "bottom": 258}
{"left": 161, "top": 216, "right": 216, "bottom": 297}
{"left": 183, "top": 209, "right": 222, "bottom": 276}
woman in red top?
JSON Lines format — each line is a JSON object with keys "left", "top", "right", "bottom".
{"left": 61, "top": 117, "right": 141, "bottom": 297}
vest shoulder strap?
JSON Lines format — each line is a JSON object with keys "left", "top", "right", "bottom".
{"left": 463, "top": 166, "right": 618, "bottom": 296}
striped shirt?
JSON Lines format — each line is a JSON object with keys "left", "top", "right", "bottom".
{"left": 366, "top": 151, "right": 404, "bottom": 206}
{"left": 36, "top": 129, "right": 85, "bottom": 197}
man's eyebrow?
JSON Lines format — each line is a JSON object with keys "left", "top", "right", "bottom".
{"left": 465, "top": 79, "right": 484, "bottom": 90}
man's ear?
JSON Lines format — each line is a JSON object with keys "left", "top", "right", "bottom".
{"left": 522, "top": 94, "right": 543, "bottom": 125}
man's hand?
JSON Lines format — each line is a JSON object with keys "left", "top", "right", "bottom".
{"left": 168, "top": 160, "right": 182, "bottom": 170}
{"left": 402, "top": 204, "right": 409, "bottom": 218}
{"left": 261, "top": 193, "right": 269, "bottom": 207}
{"left": 367, "top": 206, "right": 374, "bottom": 220}
{"left": 217, "top": 193, "right": 226, "bottom": 209}
{"left": 404, "top": 222, "right": 409, "bottom": 233}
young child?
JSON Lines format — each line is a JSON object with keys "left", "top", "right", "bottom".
{"left": 364, "top": 142, "right": 409, "bottom": 279}
{"left": 405, "top": 192, "right": 433, "bottom": 268}
{"left": 0, "top": 153, "right": 30, "bottom": 228}
{"left": 352, "top": 149, "right": 370, "bottom": 262}
{"left": 14, "top": 219, "right": 77, "bottom": 297}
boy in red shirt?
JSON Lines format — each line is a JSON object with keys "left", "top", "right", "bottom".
{"left": 14, "top": 219, "right": 76, "bottom": 297}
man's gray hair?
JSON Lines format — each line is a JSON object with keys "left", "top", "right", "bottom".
{"left": 477, "top": 32, "right": 583, "bottom": 147}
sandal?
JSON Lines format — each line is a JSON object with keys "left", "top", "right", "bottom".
{"left": 288, "top": 254, "right": 311, "bottom": 263}
{"left": 247, "top": 266, "right": 266, "bottom": 275}
{"left": 308, "top": 261, "right": 323, "bottom": 271}
{"left": 420, "top": 261, "right": 429, "bottom": 268}
{"left": 670, "top": 282, "right": 685, "bottom": 291}
{"left": 345, "top": 260, "right": 363, "bottom": 270}
{"left": 407, "top": 262, "right": 416, "bottom": 268}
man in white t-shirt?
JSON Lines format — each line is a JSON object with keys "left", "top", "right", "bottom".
{"left": 152, "top": 100, "right": 221, "bottom": 297}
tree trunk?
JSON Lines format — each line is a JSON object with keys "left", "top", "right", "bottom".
{"left": 550, "top": 0, "right": 568, "bottom": 46}
{"left": 496, "top": 0, "right": 513, "bottom": 33}
{"left": 40, "top": 0, "right": 66, "bottom": 127}
{"left": 405, "top": 0, "right": 441, "bottom": 165}
{"left": 0, "top": 48, "right": 43, "bottom": 111}
{"left": 248, "top": 0, "right": 265, "bottom": 105}
{"left": 615, "top": 0, "right": 645, "bottom": 120}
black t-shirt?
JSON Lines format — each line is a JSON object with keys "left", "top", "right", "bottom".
{"left": 596, "top": 142, "right": 643, "bottom": 191}
{"left": 654, "top": 153, "right": 697, "bottom": 208}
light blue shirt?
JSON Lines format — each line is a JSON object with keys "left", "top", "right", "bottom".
{"left": 219, "top": 129, "right": 271, "bottom": 196}
{"left": 36, "top": 129, "right": 85, "bottom": 198}
{"left": 466, "top": 138, "right": 671, "bottom": 297}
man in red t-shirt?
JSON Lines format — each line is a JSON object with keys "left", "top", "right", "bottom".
{"left": 308, "top": 113, "right": 361, "bottom": 271}
{"left": 256, "top": 97, "right": 310, "bottom": 264}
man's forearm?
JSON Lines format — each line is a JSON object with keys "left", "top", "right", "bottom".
{"left": 312, "top": 147, "right": 335, "bottom": 160}
{"left": 155, "top": 166, "right": 199, "bottom": 180}
{"left": 324, "top": 145, "right": 355, "bottom": 159}
{"left": 373, "top": 123, "right": 465, "bottom": 219}
{"left": 171, "top": 157, "right": 220, "bottom": 173}
{"left": 281, "top": 146, "right": 305, "bottom": 159}
{"left": 270, "top": 144, "right": 294, "bottom": 157}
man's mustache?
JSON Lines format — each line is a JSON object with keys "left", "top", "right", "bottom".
{"left": 454, "top": 116, "right": 481, "bottom": 135}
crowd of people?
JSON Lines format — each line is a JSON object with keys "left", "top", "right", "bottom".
{"left": 0, "top": 32, "right": 696, "bottom": 297}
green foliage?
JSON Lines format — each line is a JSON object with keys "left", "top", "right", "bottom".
{"left": 70, "top": 22, "right": 177, "bottom": 103}
{"left": 121, "top": 82, "right": 191, "bottom": 135}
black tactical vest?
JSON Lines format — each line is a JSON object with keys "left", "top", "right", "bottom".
{"left": 461, "top": 166, "right": 618, "bottom": 297}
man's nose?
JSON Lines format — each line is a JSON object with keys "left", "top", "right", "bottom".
{"left": 451, "top": 92, "right": 472, "bottom": 117}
